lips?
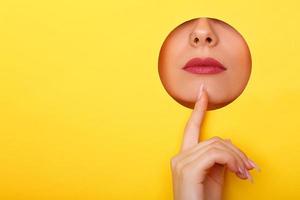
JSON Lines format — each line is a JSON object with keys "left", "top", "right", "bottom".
{"left": 182, "top": 57, "right": 227, "bottom": 74}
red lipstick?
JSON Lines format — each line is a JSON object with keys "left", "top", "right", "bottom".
{"left": 182, "top": 57, "right": 227, "bottom": 74}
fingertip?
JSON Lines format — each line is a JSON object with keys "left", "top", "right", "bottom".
{"left": 248, "top": 158, "right": 261, "bottom": 172}
{"left": 200, "top": 88, "right": 208, "bottom": 108}
{"left": 235, "top": 166, "right": 248, "bottom": 180}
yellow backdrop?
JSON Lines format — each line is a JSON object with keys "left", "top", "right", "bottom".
{"left": 1, "top": 0, "right": 300, "bottom": 199}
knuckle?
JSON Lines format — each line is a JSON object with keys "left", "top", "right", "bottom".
{"left": 174, "top": 162, "right": 184, "bottom": 175}
{"left": 211, "top": 139, "right": 224, "bottom": 147}
{"left": 224, "top": 139, "right": 249, "bottom": 160}
{"left": 212, "top": 140, "right": 222, "bottom": 145}
{"left": 210, "top": 136, "right": 223, "bottom": 142}
{"left": 207, "top": 146, "right": 219, "bottom": 155}
{"left": 237, "top": 149, "right": 248, "bottom": 159}
{"left": 170, "top": 156, "right": 178, "bottom": 168}
{"left": 237, "top": 148, "right": 248, "bottom": 158}
{"left": 231, "top": 145, "right": 248, "bottom": 160}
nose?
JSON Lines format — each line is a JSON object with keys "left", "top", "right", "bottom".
{"left": 189, "top": 18, "right": 218, "bottom": 48}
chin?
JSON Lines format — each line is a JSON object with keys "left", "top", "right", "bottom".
{"left": 171, "top": 91, "right": 236, "bottom": 110}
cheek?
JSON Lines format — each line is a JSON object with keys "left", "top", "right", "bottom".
{"left": 225, "top": 44, "right": 252, "bottom": 97}
{"left": 159, "top": 59, "right": 188, "bottom": 99}
{"left": 222, "top": 36, "right": 251, "bottom": 72}
{"left": 158, "top": 39, "right": 192, "bottom": 99}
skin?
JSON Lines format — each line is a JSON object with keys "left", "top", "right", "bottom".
{"left": 158, "top": 17, "right": 252, "bottom": 110}
{"left": 170, "top": 83, "right": 260, "bottom": 200}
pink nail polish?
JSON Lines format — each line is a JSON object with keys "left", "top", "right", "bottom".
{"left": 248, "top": 158, "right": 261, "bottom": 172}
{"left": 238, "top": 166, "right": 246, "bottom": 178}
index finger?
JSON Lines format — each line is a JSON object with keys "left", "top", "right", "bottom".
{"left": 180, "top": 83, "right": 208, "bottom": 152}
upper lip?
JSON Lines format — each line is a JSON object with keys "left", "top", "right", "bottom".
{"left": 182, "top": 57, "right": 227, "bottom": 70}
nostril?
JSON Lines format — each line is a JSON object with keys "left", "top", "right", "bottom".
{"left": 194, "top": 37, "right": 199, "bottom": 43}
{"left": 206, "top": 37, "right": 212, "bottom": 43}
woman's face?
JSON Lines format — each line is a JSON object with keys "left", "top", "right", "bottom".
{"left": 158, "top": 17, "right": 252, "bottom": 110}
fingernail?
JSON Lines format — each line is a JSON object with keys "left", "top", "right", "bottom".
{"left": 248, "top": 158, "right": 261, "bottom": 172}
{"left": 197, "top": 83, "right": 204, "bottom": 100}
{"left": 245, "top": 170, "right": 254, "bottom": 183}
{"left": 238, "top": 166, "right": 246, "bottom": 178}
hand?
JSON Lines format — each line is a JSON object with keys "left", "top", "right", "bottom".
{"left": 170, "top": 83, "right": 260, "bottom": 200}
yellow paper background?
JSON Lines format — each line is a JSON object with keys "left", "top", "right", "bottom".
{"left": 0, "top": 0, "right": 299, "bottom": 199}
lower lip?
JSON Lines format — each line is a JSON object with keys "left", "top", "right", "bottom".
{"left": 183, "top": 66, "right": 226, "bottom": 74}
